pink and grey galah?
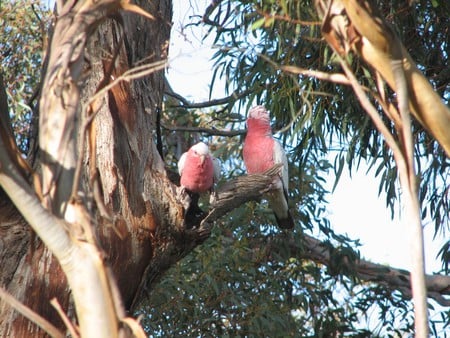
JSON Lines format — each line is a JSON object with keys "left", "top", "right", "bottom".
{"left": 243, "top": 105, "right": 295, "bottom": 229}
{"left": 178, "top": 141, "right": 221, "bottom": 194}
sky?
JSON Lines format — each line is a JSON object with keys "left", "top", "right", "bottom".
{"left": 167, "top": 0, "right": 447, "bottom": 274}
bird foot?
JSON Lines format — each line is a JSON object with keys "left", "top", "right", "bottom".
{"left": 177, "top": 186, "right": 192, "bottom": 210}
{"left": 209, "top": 189, "right": 219, "bottom": 205}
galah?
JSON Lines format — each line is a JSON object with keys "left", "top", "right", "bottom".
{"left": 243, "top": 105, "right": 294, "bottom": 229}
{"left": 178, "top": 142, "right": 221, "bottom": 227}
{"left": 178, "top": 141, "right": 220, "bottom": 193}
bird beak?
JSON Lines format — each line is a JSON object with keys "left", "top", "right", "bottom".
{"left": 200, "top": 154, "right": 205, "bottom": 164}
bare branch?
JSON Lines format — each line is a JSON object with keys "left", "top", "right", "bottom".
{"left": 338, "top": 58, "right": 405, "bottom": 168}
{"left": 201, "top": 164, "right": 283, "bottom": 227}
{"left": 281, "top": 65, "right": 351, "bottom": 85}
{"left": 50, "top": 298, "right": 79, "bottom": 338}
{"left": 165, "top": 86, "right": 252, "bottom": 109}
{"left": 161, "top": 123, "right": 245, "bottom": 137}
{"left": 283, "top": 235, "right": 450, "bottom": 306}
{"left": 0, "top": 287, "right": 64, "bottom": 338}
{"left": 201, "top": 0, "right": 244, "bottom": 32}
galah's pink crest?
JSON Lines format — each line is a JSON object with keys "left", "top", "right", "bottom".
{"left": 178, "top": 142, "right": 220, "bottom": 193}
{"left": 243, "top": 105, "right": 294, "bottom": 229}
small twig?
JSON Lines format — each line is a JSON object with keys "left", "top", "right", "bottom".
{"left": 87, "top": 59, "right": 167, "bottom": 109}
{"left": 337, "top": 57, "right": 406, "bottom": 171}
{"left": 0, "top": 287, "right": 64, "bottom": 338}
{"left": 121, "top": 317, "right": 147, "bottom": 338}
{"left": 50, "top": 298, "right": 79, "bottom": 338}
{"left": 165, "top": 86, "right": 252, "bottom": 109}
{"left": 281, "top": 65, "right": 351, "bottom": 85}
{"left": 161, "top": 123, "right": 245, "bottom": 137}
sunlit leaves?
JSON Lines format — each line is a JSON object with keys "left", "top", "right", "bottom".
{"left": 155, "top": 0, "right": 450, "bottom": 336}
{"left": 203, "top": 0, "right": 449, "bottom": 234}
{"left": 0, "top": 0, "right": 51, "bottom": 152}
{"left": 139, "top": 217, "right": 401, "bottom": 336}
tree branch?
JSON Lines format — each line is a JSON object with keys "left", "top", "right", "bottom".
{"left": 280, "top": 65, "right": 351, "bottom": 85}
{"left": 194, "top": 165, "right": 450, "bottom": 307}
{"left": 285, "top": 234, "right": 450, "bottom": 307}
{"left": 201, "top": 164, "right": 282, "bottom": 227}
{"left": 164, "top": 85, "right": 252, "bottom": 109}
{"left": 0, "top": 287, "right": 64, "bottom": 338}
{"left": 161, "top": 123, "right": 245, "bottom": 137}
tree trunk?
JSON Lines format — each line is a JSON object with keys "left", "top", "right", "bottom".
{"left": 0, "top": 1, "right": 206, "bottom": 336}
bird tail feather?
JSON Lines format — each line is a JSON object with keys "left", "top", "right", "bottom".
{"left": 274, "top": 211, "right": 295, "bottom": 229}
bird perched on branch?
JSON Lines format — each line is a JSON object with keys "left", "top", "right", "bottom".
{"left": 243, "top": 105, "right": 294, "bottom": 229}
{"left": 178, "top": 142, "right": 221, "bottom": 226}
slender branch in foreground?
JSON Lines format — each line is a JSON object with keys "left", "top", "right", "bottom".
{"left": 338, "top": 48, "right": 428, "bottom": 337}
{"left": 0, "top": 287, "right": 64, "bottom": 338}
{"left": 391, "top": 50, "right": 428, "bottom": 335}
{"left": 50, "top": 298, "right": 79, "bottom": 338}
{"left": 281, "top": 65, "right": 351, "bottom": 85}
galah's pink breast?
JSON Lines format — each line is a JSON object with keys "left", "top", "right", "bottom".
{"left": 180, "top": 153, "right": 214, "bottom": 193}
{"left": 243, "top": 135, "right": 275, "bottom": 174}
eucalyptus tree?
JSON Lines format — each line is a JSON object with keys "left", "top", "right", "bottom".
{"left": 0, "top": 0, "right": 448, "bottom": 337}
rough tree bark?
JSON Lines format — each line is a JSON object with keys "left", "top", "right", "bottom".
{"left": 0, "top": 0, "right": 184, "bottom": 336}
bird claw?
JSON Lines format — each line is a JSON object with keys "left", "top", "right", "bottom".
{"left": 177, "top": 186, "right": 191, "bottom": 210}
{"left": 209, "top": 189, "right": 218, "bottom": 204}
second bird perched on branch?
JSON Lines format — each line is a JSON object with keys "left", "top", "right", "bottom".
{"left": 243, "top": 105, "right": 295, "bottom": 229}
{"left": 178, "top": 142, "right": 221, "bottom": 227}
{"left": 178, "top": 142, "right": 220, "bottom": 193}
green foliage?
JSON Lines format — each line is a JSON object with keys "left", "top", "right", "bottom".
{"left": 199, "top": 0, "right": 449, "bottom": 257}
{"left": 155, "top": 0, "right": 449, "bottom": 336}
{"left": 140, "top": 216, "right": 417, "bottom": 337}
{"left": 0, "top": 0, "right": 50, "bottom": 152}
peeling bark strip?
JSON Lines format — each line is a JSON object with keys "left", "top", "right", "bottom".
{"left": 313, "top": 1, "right": 449, "bottom": 336}
{"left": 102, "top": 37, "right": 138, "bottom": 133}
{"left": 40, "top": 0, "right": 117, "bottom": 214}
{"left": 315, "top": 0, "right": 450, "bottom": 156}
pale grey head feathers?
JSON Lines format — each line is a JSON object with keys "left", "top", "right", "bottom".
{"left": 191, "top": 142, "right": 210, "bottom": 156}
{"left": 248, "top": 105, "right": 270, "bottom": 122}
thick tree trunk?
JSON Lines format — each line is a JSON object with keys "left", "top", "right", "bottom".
{"left": 0, "top": 0, "right": 200, "bottom": 336}
{"left": 0, "top": 198, "right": 70, "bottom": 337}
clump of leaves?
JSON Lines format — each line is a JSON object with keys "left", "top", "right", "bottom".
{"left": 0, "top": 0, "right": 52, "bottom": 152}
